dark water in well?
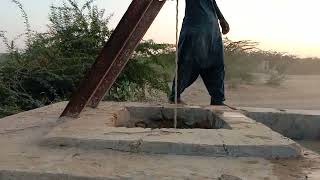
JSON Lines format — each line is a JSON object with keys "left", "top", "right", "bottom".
{"left": 297, "top": 140, "right": 320, "bottom": 154}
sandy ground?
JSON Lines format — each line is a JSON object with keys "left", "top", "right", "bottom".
{"left": 179, "top": 75, "right": 320, "bottom": 110}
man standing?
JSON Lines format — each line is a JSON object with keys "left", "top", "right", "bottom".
{"left": 169, "top": 0, "right": 230, "bottom": 105}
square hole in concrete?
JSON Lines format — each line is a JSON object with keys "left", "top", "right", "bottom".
{"left": 115, "top": 106, "right": 230, "bottom": 129}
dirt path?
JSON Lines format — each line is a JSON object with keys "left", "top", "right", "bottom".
{"left": 180, "top": 75, "right": 320, "bottom": 110}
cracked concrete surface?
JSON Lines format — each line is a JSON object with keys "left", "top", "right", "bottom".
{"left": 0, "top": 102, "right": 320, "bottom": 179}
{"left": 44, "top": 103, "right": 301, "bottom": 158}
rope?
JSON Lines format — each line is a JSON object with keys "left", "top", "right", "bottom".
{"left": 174, "top": 0, "right": 179, "bottom": 129}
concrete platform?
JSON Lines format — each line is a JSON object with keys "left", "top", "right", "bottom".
{"left": 43, "top": 103, "right": 301, "bottom": 158}
{"left": 242, "top": 107, "right": 320, "bottom": 140}
{"left": 1, "top": 102, "right": 320, "bottom": 180}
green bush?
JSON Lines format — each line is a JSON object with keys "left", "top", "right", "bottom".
{"left": 265, "top": 55, "right": 288, "bottom": 86}
{"left": 224, "top": 38, "right": 258, "bottom": 85}
{"left": 0, "top": 53, "right": 9, "bottom": 62}
{"left": 0, "top": 0, "right": 171, "bottom": 118}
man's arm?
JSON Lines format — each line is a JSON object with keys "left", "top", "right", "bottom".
{"left": 212, "top": 0, "right": 230, "bottom": 35}
{"left": 212, "top": 0, "right": 225, "bottom": 21}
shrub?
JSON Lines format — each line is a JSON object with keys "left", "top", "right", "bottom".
{"left": 224, "top": 38, "right": 259, "bottom": 85}
{"left": 0, "top": 0, "right": 171, "bottom": 118}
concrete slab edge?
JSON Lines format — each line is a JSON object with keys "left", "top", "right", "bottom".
{"left": 0, "top": 170, "right": 116, "bottom": 180}
{"left": 42, "top": 137, "right": 302, "bottom": 158}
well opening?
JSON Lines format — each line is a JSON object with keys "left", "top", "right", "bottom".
{"left": 115, "top": 106, "right": 230, "bottom": 129}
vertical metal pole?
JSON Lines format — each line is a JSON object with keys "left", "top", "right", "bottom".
{"left": 174, "top": 0, "right": 179, "bottom": 129}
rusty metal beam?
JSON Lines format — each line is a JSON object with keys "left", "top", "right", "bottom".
{"left": 61, "top": 0, "right": 161, "bottom": 118}
{"left": 61, "top": 0, "right": 165, "bottom": 117}
{"left": 88, "top": 0, "right": 166, "bottom": 108}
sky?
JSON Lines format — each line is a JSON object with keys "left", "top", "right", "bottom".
{"left": 0, "top": 0, "right": 319, "bottom": 58}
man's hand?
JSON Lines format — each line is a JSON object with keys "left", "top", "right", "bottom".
{"left": 219, "top": 19, "right": 230, "bottom": 35}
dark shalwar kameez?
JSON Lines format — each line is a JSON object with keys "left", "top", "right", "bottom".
{"left": 170, "top": 0, "right": 225, "bottom": 104}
